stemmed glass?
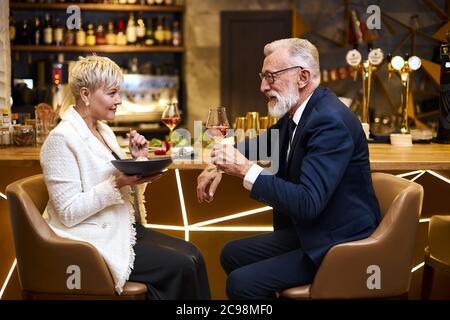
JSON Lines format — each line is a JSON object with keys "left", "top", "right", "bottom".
{"left": 205, "top": 107, "right": 230, "bottom": 170}
{"left": 161, "top": 102, "right": 181, "bottom": 145}
{"left": 205, "top": 106, "right": 230, "bottom": 143}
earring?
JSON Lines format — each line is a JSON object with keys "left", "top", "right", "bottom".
{"left": 85, "top": 101, "right": 90, "bottom": 107}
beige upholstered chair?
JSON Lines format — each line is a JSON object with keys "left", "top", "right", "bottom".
{"left": 280, "top": 172, "right": 424, "bottom": 299}
{"left": 421, "top": 215, "right": 450, "bottom": 299}
{"left": 6, "top": 174, "right": 147, "bottom": 300}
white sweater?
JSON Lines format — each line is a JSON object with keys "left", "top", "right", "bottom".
{"left": 40, "top": 106, "right": 147, "bottom": 294}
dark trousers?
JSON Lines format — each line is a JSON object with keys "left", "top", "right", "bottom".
{"left": 220, "top": 227, "right": 316, "bottom": 300}
{"left": 129, "top": 224, "right": 211, "bottom": 300}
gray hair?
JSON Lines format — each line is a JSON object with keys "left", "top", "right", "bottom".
{"left": 69, "top": 55, "right": 123, "bottom": 100}
{"left": 264, "top": 38, "right": 321, "bottom": 85}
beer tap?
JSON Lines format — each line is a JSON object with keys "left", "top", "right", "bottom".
{"left": 346, "top": 47, "right": 384, "bottom": 139}
{"left": 387, "top": 53, "right": 421, "bottom": 146}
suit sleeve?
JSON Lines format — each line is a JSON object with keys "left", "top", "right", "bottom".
{"left": 250, "top": 114, "right": 354, "bottom": 223}
{"left": 40, "top": 133, "right": 125, "bottom": 227}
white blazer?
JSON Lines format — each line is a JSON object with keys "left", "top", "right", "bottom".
{"left": 40, "top": 106, "right": 147, "bottom": 294}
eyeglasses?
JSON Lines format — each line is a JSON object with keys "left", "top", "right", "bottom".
{"left": 259, "top": 66, "right": 304, "bottom": 84}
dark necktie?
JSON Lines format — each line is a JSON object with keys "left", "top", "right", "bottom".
{"left": 287, "top": 117, "right": 296, "bottom": 153}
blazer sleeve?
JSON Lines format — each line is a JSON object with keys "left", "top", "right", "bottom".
{"left": 250, "top": 114, "right": 354, "bottom": 223}
{"left": 40, "top": 133, "right": 125, "bottom": 227}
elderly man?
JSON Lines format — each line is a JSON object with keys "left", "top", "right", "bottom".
{"left": 197, "top": 38, "right": 381, "bottom": 300}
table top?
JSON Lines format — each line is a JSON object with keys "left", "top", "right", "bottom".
{"left": 1, "top": 143, "right": 450, "bottom": 171}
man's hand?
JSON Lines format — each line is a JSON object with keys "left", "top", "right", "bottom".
{"left": 197, "top": 165, "right": 222, "bottom": 203}
{"left": 210, "top": 144, "right": 253, "bottom": 178}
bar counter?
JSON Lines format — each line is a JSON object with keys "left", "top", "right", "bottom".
{"left": 1, "top": 143, "right": 450, "bottom": 170}
{"left": 1, "top": 143, "right": 449, "bottom": 300}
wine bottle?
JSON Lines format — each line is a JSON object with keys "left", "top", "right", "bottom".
{"left": 136, "top": 13, "right": 146, "bottom": 45}
{"left": 53, "top": 17, "right": 64, "bottom": 46}
{"left": 116, "top": 19, "right": 128, "bottom": 45}
{"left": 75, "top": 18, "right": 86, "bottom": 46}
{"left": 154, "top": 16, "right": 165, "bottom": 45}
{"left": 86, "top": 22, "right": 96, "bottom": 46}
{"left": 33, "top": 17, "right": 42, "bottom": 46}
{"left": 43, "top": 13, "right": 53, "bottom": 45}
{"left": 144, "top": 18, "right": 155, "bottom": 46}
{"left": 126, "top": 13, "right": 137, "bottom": 45}
{"left": 163, "top": 16, "right": 172, "bottom": 45}
{"left": 172, "top": 20, "right": 181, "bottom": 46}
{"left": 106, "top": 21, "right": 116, "bottom": 45}
{"left": 95, "top": 24, "right": 107, "bottom": 45}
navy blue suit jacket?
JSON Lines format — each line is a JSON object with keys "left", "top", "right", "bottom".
{"left": 240, "top": 85, "right": 381, "bottom": 267}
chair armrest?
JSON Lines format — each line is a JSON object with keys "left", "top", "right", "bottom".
{"left": 428, "top": 215, "right": 450, "bottom": 267}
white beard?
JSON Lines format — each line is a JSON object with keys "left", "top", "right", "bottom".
{"left": 266, "top": 84, "right": 300, "bottom": 118}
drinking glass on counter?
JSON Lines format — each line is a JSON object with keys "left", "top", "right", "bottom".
{"left": 161, "top": 102, "right": 181, "bottom": 144}
{"left": 234, "top": 116, "right": 246, "bottom": 143}
{"left": 259, "top": 116, "right": 269, "bottom": 133}
{"left": 245, "top": 111, "right": 260, "bottom": 138}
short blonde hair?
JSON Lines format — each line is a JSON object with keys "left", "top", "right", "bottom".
{"left": 69, "top": 55, "right": 123, "bottom": 100}
{"left": 264, "top": 38, "right": 321, "bottom": 85}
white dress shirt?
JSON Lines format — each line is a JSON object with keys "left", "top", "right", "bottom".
{"left": 243, "top": 92, "right": 313, "bottom": 190}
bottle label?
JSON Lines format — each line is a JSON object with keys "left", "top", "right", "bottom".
{"left": 44, "top": 28, "right": 53, "bottom": 44}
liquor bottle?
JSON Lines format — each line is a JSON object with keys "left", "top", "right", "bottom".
{"left": 64, "top": 25, "right": 75, "bottom": 46}
{"left": 154, "top": 16, "right": 165, "bottom": 45}
{"left": 116, "top": 19, "right": 128, "bottom": 45}
{"left": 33, "top": 17, "right": 42, "bottom": 46}
{"left": 119, "top": 0, "right": 127, "bottom": 4}
{"left": 144, "top": 18, "right": 155, "bottom": 46}
{"left": 172, "top": 20, "right": 181, "bottom": 46}
{"left": 146, "top": 0, "right": 155, "bottom": 4}
{"left": 165, "top": 0, "right": 174, "bottom": 5}
{"left": 163, "top": 17, "right": 172, "bottom": 45}
{"left": 43, "top": 13, "right": 53, "bottom": 45}
{"left": 53, "top": 17, "right": 64, "bottom": 46}
{"left": 105, "top": 21, "right": 116, "bottom": 45}
{"left": 155, "top": 0, "right": 164, "bottom": 4}
{"left": 126, "top": 13, "right": 137, "bottom": 44}
{"left": 9, "top": 16, "right": 16, "bottom": 44}
{"left": 136, "top": 13, "right": 146, "bottom": 45}
{"left": 86, "top": 22, "right": 96, "bottom": 46}
{"left": 75, "top": 18, "right": 86, "bottom": 46}
{"left": 95, "top": 24, "right": 107, "bottom": 45}
{"left": 18, "top": 19, "right": 31, "bottom": 45}
{"left": 127, "top": 0, "right": 137, "bottom": 3}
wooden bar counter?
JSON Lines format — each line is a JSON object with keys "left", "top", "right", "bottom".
{"left": 1, "top": 143, "right": 450, "bottom": 170}
{"left": 1, "top": 143, "right": 449, "bottom": 300}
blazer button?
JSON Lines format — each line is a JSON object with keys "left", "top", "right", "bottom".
{"left": 102, "top": 223, "right": 107, "bottom": 229}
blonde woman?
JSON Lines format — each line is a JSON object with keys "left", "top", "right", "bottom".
{"left": 40, "top": 55, "right": 211, "bottom": 299}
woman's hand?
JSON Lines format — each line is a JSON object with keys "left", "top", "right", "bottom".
{"left": 115, "top": 171, "right": 166, "bottom": 189}
{"left": 128, "top": 129, "right": 148, "bottom": 159}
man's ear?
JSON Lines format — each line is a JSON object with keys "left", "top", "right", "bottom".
{"left": 79, "top": 87, "right": 90, "bottom": 105}
{"left": 297, "top": 69, "right": 311, "bottom": 89}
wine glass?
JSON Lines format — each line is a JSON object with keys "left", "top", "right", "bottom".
{"left": 205, "top": 107, "right": 230, "bottom": 171}
{"left": 205, "top": 107, "right": 230, "bottom": 143}
{"left": 161, "top": 102, "right": 181, "bottom": 145}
